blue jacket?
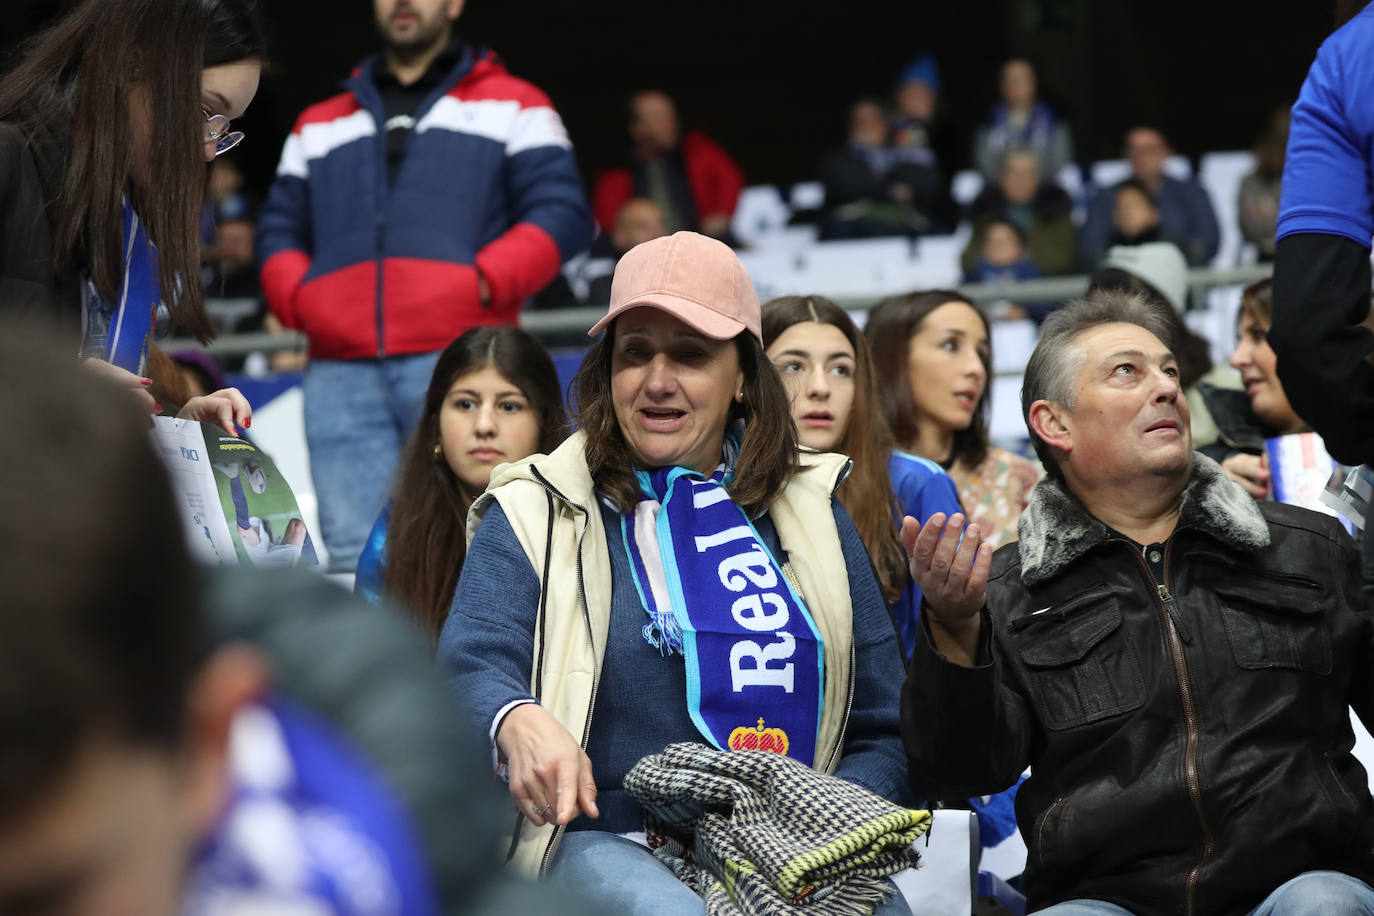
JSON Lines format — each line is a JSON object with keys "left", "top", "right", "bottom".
{"left": 258, "top": 46, "right": 593, "bottom": 360}
{"left": 440, "top": 498, "right": 912, "bottom": 834}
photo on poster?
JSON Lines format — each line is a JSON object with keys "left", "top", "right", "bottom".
{"left": 205, "top": 430, "right": 318, "bottom": 568}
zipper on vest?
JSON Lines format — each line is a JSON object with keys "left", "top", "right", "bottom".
{"left": 1127, "top": 538, "right": 1212, "bottom": 915}
{"left": 822, "top": 643, "right": 856, "bottom": 774}
{"left": 529, "top": 468, "right": 600, "bottom": 876}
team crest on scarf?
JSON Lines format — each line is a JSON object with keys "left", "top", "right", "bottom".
{"left": 623, "top": 459, "right": 824, "bottom": 766}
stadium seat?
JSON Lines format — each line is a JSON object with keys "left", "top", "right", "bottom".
{"left": 909, "top": 234, "right": 965, "bottom": 289}
{"left": 952, "top": 170, "right": 985, "bottom": 210}
{"left": 789, "top": 180, "right": 825, "bottom": 212}
{"left": 1198, "top": 150, "right": 1257, "bottom": 269}
{"left": 789, "top": 237, "right": 915, "bottom": 297}
{"left": 731, "top": 185, "right": 792, "bottom": 249}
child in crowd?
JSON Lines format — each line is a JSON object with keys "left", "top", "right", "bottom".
{"left": 1110, "top": 179, "right": 1166, "bottom": 247}
{"left": 356, "top": 327, "right": 568, "bottom": 642}
{"left": 762, "top": 295, "right": 962, "bottom": 657}
{"left": 964, "top": 218, "right": 1041, "bottom": 286}
{"left": 867, "top": 290, "right": 1042, "bottom": 551}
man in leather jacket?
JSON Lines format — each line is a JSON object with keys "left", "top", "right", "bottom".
{"left": 900, "top": 291, "right": 1374, "bottom": 916}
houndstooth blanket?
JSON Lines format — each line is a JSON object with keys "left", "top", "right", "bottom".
{"left": 624, "top": 742, "right": 930, "bottom": 916}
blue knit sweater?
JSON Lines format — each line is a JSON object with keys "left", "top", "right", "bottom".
{"left": 438, "top": 496, "right": 912, "bottom": 834}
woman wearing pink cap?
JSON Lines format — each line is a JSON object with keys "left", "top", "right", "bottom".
{"left": 438, "top": 232, "right": 914, "bottom": 913}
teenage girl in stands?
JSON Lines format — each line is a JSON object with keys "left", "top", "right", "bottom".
{"left": 0, "top": 0, "right": 264, "bottom": 434}
{"left": 762, "top": 295, "right": 961, "bottom": 657}
{"left": 356, "top": 326, "right": 568, "bottom": 641}
{"left": 867, "top": 290, "right": 1042, "bottom": 550}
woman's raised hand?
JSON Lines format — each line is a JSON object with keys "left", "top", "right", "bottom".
{"left": 496, "top": 703, "right": 599, "bottom": 827}
{"left": 901, "top": 512, "right": 992, "bottom": 665}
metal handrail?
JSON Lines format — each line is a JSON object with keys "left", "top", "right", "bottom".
{"left": 164, "top": 264, "right": 1273, "bottom": 358}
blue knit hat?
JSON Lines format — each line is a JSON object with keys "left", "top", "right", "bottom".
{"left": 896, "top": 53, "right": 941, "bottom": 94}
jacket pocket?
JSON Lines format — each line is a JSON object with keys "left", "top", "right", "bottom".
{"left": 1214, "top": 576, "right": 1331, "bottom": 673}
{"left": 1006, "top": 591, "right": 1145, "bottom": 730}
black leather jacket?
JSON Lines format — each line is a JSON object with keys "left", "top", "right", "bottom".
{"left": 902, "top": 456, "right": 1374, "bottom": 916}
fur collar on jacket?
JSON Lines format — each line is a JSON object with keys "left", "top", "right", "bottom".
{"left": 1015, "top": 453, "right": 1271, "bottom": 587}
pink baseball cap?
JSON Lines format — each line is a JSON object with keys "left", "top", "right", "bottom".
{"left": 588, "top": 231, "right": 761, "bottom": 342}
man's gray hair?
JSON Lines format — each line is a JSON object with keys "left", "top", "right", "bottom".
{"left": 1021, "top": 290, "right": 1176, "bottom": 480}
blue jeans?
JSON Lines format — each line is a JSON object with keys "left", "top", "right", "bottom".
{"left": 303, "top": 353, "right": 439, "bottom": 571}
{"left": 547, "top": 831, "right": 914, "bottom": 915}
{"left": 1036, "top": 870, "right": 1374, "bottom": 916}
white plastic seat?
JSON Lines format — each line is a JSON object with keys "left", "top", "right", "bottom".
{"left": 952, "top": 170, "right": 985, "bottom": 209}
{"left": 730, "top": 185, "right": 792, "bottom": 249}
{"left": 1198, "top": 150, "right": 1257, "bottom": 269}
{"left": 789, "top": 180, "right": 825, "bottom": 212}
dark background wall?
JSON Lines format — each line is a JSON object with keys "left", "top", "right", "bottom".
{"left": 0, "top": 0, "right": 1339, "bottom": 196}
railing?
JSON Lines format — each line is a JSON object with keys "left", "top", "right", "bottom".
{"left": 164, "top": 264, "right": 1273, "bottom": 358}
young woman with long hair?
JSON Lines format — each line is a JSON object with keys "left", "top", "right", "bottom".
{"left": 762, "top": 295, "right": 961, "bottom": 657}
{"left": 867, "top": 289, "right": 1042, "bottom": 551}
{"left": 0, "top": 0, "right": 265, "bottom": 431}
{"left": 355, "top": 326, "right": 568, "bottom": 642}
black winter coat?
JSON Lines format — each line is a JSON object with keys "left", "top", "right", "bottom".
{"left": 902, "top": 456, "right": 1374, "bottom": 915}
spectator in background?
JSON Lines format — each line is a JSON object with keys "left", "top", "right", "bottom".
{"left": 1201, "top": 279, "right": 1309, "bottom": 499}
{"left": 258, "top": 0, "right": 592, "bottom": 569}
{"left": 972, "top": 59, "right": 1074, "bottom": 182}
{"left": 206, "top": 216, "right": 260, "bottom": 300}
{"left": 1109, "top": 179, "right": 1169, "bottom": 247}
{"left": 1081, "top": 127, "right": 1220, "bottom": 266}
{"left": 890, "top": 53, "right": 959, "bottom": 183}
{"left": 583, "top": 197, "right": 667, "bottom": 305}
{"left": 591, "top": 90, "right": 744, "bottom": 241}
{"left": 962, "top": 146, "right": 1075, "bottom": 276}
{"left": 355, "top": 326, "right": 568, "bottom": 639}
{"left": 963, "top": 218, "right": 1040, "bottom": 286}
{"left": 819, "top": 98, "right": 952, "bottom": 239}
{"left": 867, "top": 291, "right": 1043, "bottom": 550}
{"left": 1239, "top": 106, "right": 1291, "bottom": 262}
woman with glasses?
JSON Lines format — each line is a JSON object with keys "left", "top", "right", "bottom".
{"left": 0, "top": 0, "right": 264, "bottom": 431}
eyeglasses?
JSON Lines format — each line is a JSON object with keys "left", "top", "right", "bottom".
{"left": 203, "top": 108, "right": 244, "bottom": 157}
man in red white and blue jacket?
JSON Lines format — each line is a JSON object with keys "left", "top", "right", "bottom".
{"left": 258, "top": 0, "right": 591, "bottom": 569}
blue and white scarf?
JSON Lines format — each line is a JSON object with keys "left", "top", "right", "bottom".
{"left": 81, "top": 200, "right": 161, "bottom": 375}
{"left": 621, "top": 444, "right": 825, "bottom": 765}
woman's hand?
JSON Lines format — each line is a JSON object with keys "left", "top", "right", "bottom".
{"left": 81, "top": 359, "right": 157, "bottom": 414}
{"left": 496, "top": 703, "right": 599, "bottom": 827}
{"left": 1221, "top": 452, "right": 1269, "bottom": 500}
{"left": 178, "top": 388, "right": 252, "bottom": 436}
{"left": 902, "top": 512, "right": 991, "bottom": 666}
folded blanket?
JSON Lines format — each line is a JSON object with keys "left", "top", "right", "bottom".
{"left": 624, "top": 742, "right": 930, "bottom": 916}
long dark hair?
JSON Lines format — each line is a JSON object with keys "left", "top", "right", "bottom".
{"left": 762, "top": 296, "right": 907, "bottom": 605}
{"left": 0, "top": 0, "right": 266, "bottom": 343}
{"left": 574, "top": 321, "right": 800, "bottom": 516}
{"left": 385, "top": 327, "right": 568, "bottom": 643}
{"left": 866, "top": 290, "right": 992, "bottom": 470}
